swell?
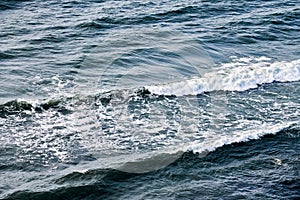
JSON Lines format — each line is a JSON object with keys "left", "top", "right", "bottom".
{"left": 0, "top": 52, "right": 16, "bottom": 60}
{"left": 3, "top": 126, "right": 299, "bottom": 200}
{"left": 202, "top": 3, "right": 299, "bottom": 46}
{"left": 0, "top": 0, "right": 27, "bottom": 11}
{"left": 77, "top": 5, "right": 199, "bottom": 30}
{"left": 0, "top": 4, "right": 12, "bottom": 11}
{"left": 1, "top": 59, "right": 299, "bottom": 115}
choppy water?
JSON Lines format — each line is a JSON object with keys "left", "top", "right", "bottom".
{"left": 1, "top": 0, "right": 300, "bottom": 199}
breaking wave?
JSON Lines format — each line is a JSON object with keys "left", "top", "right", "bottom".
{"left": 146, "top": 57, "right": 300, "bottom": 96}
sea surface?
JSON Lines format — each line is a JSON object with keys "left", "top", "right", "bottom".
{"left": 1, "top": 0, "right": 300, "bottom": 199}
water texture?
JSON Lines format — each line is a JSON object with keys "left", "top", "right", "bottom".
{"left": 0, "top": 0, "right": 300, "bottom": 199}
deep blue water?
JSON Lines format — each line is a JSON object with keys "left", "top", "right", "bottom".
{"left": 0, "top": 0, "right": 300, "bottom": 199}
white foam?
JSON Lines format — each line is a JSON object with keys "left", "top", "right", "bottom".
{"left": 146, "top": 58, "right": 300, "bottom": 96}
{"left": 185, "top": 121, "right": 296, "bottom": 154}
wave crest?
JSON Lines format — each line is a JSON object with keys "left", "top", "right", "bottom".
{"left": 146, "top": 58, "right": 300, "bottom": 96}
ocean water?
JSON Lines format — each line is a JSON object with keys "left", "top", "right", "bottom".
{"left": 0, "top": 0, "right": 300, "bottom": 199}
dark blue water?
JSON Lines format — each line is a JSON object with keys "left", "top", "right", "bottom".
{"left": 1, "top": 0, "right": 300, "bottom": 199}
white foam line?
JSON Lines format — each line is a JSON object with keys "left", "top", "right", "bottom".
{"left": 185, "top": 121, "right": 295, "bottom": 154}
{"left": 146, "top": 59, "right": 300, "bottom": 96}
